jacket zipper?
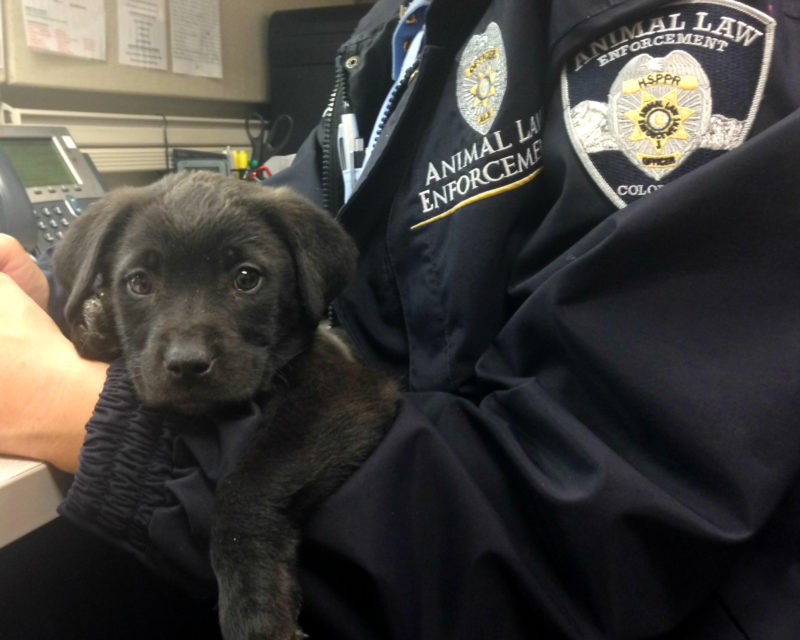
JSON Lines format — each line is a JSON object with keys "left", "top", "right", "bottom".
{"left": 367, "top": 61, "right": 420, "bottom": 157}
{"left": 322, "top": 50, "right": 419, "bottom": 329}
{"left": 321, "top": 56, "right": 350, "bottom": 216}
{"left": 321, "top": 55, "right": 352, "bottom": 328}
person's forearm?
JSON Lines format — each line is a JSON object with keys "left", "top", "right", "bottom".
{"left": 0, "top": 270, "right": 107, "bottom": 473}
{"left": 0, "top": 354, "right": 107, "bottom": 473}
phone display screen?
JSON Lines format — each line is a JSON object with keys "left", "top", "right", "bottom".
{"left": 0, "top": 138, "right": 77, "bottom": 188}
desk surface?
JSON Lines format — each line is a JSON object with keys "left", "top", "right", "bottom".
{"left": 0, "top": 456, "right": 70, "bottom": 548}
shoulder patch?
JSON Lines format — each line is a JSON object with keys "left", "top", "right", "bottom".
{"left": 562, "top": 0, "right": 775, "bottom": 207}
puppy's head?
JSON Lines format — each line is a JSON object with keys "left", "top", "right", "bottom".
{"left": 54, "top": 171, "right": 357, "bottom": 413}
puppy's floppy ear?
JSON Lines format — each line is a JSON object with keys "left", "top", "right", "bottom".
{"left": 258, "top": 186, "right": 358, "bottom": 321}
{"left": 54, "top": 186, "right": 143, "bottom": 360}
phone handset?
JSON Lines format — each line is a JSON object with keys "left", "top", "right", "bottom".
{"left": 0, "top": 147, "right": 36, "bottom": 254}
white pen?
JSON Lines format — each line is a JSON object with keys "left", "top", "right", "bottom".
{"left": 337, "top": 113, "right": 363, "bottom": 202}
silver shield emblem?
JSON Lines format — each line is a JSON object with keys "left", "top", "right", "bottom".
{"left": 608, "top": 51, "right": 712, "bottom": 180}
{"left": 457, "top": 22, "right": 507, "bottom": 135}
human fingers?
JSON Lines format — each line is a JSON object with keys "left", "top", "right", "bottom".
{"left": 0, "top": 234, "right": 49, "bottom": 310}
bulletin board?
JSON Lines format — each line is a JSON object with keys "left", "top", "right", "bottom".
{"left": 0, "top": 0, "right": 355, "bottom": 103}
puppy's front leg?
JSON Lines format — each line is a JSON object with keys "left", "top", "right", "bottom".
{"left": 211, "top": 474, "right": 304, "bottom": 640}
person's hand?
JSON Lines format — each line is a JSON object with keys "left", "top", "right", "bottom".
{"left": 0, "top": 234, "right": 49, "bottom": 310}
{"left": 0, "top": 273, "right": 107, "bottom": 473}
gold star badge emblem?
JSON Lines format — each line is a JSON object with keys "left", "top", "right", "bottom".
{"left": 470, "top": 64, "right": 498, "bottom": 109}
{"left": 625, "top": 89, "right": 695, "bottom": 153}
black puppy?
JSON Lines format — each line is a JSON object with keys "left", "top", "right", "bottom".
{"left": 54, "top": 171, "right": 398, "bottom": 639}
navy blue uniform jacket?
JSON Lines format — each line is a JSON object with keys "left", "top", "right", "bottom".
{"left": 58, "top": 0, "right": 800, "bottom": 637}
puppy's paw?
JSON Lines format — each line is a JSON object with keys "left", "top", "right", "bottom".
{"left": 219, "top": 607, "right": 301, "bottom": 640}
{"left": 218, "top": 605, "right": 302, "bottom": 640}
{"left": 214, "top": 542, "right": 302, "bottom": 640}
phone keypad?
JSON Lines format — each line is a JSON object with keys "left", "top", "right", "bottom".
{"left": 31, "top": 198, "right": 90, "bottom": 251}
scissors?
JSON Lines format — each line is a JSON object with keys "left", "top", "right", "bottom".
{"left": 245, "top": 112, "right": 294, "bottom": 168}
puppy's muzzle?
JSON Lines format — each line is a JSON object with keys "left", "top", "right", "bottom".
{"left": 163, "top": 335, "right": 216, "bottom": 382}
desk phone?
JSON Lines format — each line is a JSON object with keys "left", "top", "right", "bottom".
{"left": 0, "top": 125, "right": 106, "bottom": 258}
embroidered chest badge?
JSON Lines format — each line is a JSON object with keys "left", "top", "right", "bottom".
{"left": 562, "top": 0, "right": 775, "bottom": 207}
{"left": 457, "top": 21, "right": 508, "bottom": 135}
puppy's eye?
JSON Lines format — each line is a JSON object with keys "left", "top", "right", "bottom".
{"left": 127, "top": 271, "right": 153, "bottom": 296}
{"left": 233, "top": 266, "right": 262, "bottom": 292}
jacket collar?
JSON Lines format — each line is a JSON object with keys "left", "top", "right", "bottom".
{"left": 426, "top": 0, "right": 493, "bottom": 51}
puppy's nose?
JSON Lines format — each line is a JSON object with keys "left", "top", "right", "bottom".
{"left": 163, "top": 342, "right": 214, "bottom": 380}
